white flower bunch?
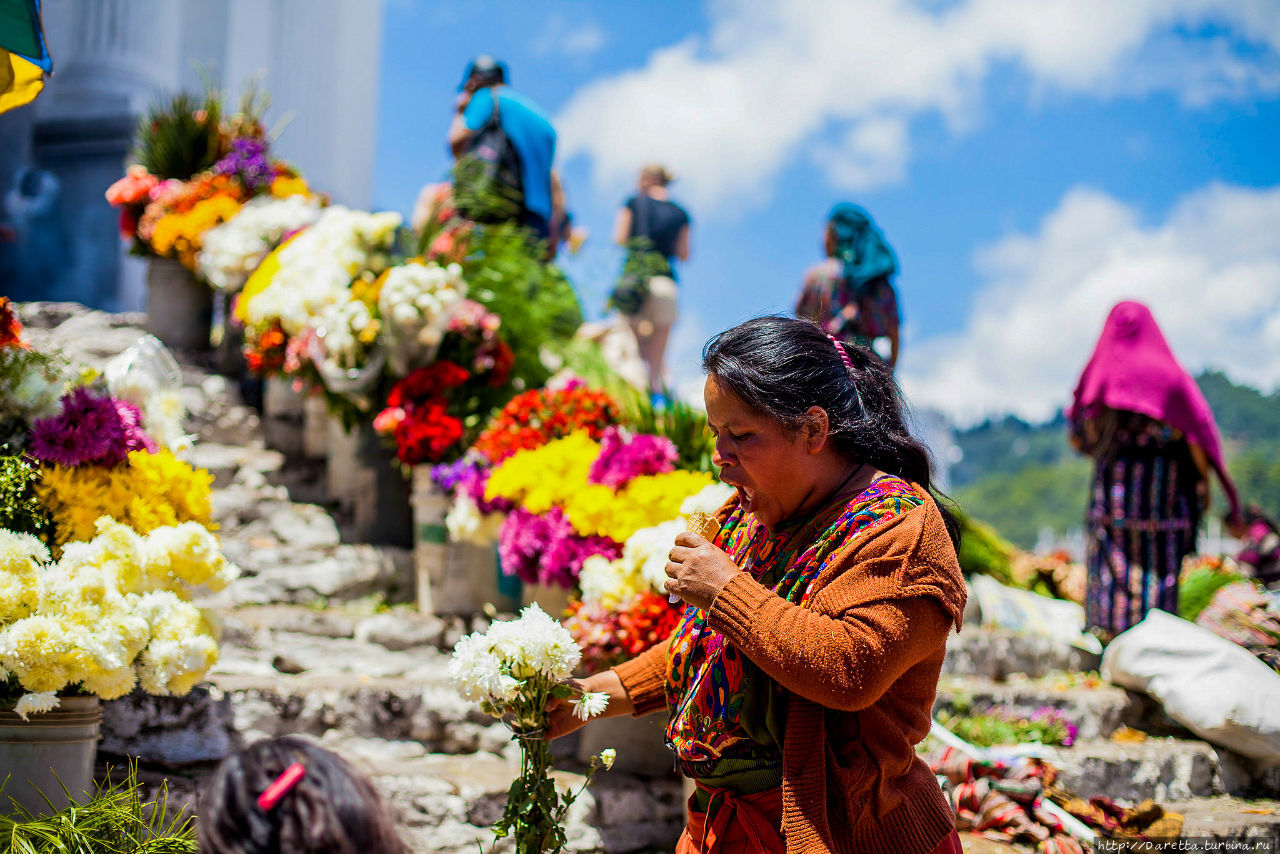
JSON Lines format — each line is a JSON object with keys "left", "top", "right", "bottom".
{"left": 0, "top": 347, "right": 72, "bottom": 423}
{"left": 243, "top": 206, "right": 401, "bottom": 335}
{"left": 577, "top": 486, "right": 734, "bottom": 608}
{"left": 198, "top": 194, "right": 323, "bottom": 291}
{"left": 444, "top": 495, "right": 505, "bottom": 546}
{"left": 449, "top": 603, "right": 607, "bottom": 728}
{"left": 313, "top": 295, "right": 379, "bottom": 373}
{"left": 0, "top": 517, "right": 235, "bottom": 719}
{"left": 378, "top": 260, "right": 468, "bottom": 374}
{"left": 579, "top": 518, "right": 687, "bottom": 608}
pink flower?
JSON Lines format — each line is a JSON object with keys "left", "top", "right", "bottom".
{"left": 588, "top": 428, "right": 678, "bottom": 490}
{"left": 373, "top": 406, "right": 406, "bottom": 435}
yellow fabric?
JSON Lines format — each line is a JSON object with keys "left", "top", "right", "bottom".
{"left": 0, "top": 50, "right": 44, "bottom": 113}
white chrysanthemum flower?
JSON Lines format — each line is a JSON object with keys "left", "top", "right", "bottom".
{"left": 624, "top": 519, "right": 687, "bottom": 594}
{"left": 444, "top": 497, "right": 505, "bottom": 546}
{"left": 14, "top": 691, "right": 59, "bottom": 721}
{"left": 449, "top": 632, "right": 518, "bottom": 704}
{"left": 198, "top": 194, "right": 323, "bottom": 291}
{"left": 571, "top": 691, "right": 609, "bottom": 721}
{"left": 598, "top": 748, "right": 616, "bottom": 770}
{"left": 577, "top": 554, "right": 639, "bottom": 608}
{"left": 81, "top": 665, "right": 137, "bottom": 700}
{"left": 0, "top": 529, "right": 47, "bottom": 621}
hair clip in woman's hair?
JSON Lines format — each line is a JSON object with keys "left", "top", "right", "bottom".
{"left": 257, "top": 762, "right": 306, "bottom": 811}
{"left": 826, "top": 334, "right": 865, "bottom": 415}
{"left": 827, "top": 333, "right": 856, "bottom": 375}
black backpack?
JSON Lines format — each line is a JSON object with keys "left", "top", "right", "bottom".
{"left": 454, "top": 93, "right": 525, "bottom": 224}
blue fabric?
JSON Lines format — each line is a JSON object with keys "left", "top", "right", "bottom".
{"left": 464, "top": 87, "right": 556, "bottom": 221}
{"left": 828, "top": 203, "right": 896, "bottom": 293}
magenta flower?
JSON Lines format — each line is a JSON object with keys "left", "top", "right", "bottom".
{"left": 587, "top": 428, "right": 678, "bottom": 490}
{"left": 498, "top": 507, "right": 621, "bottom": 588}
{"left": 27, "top": 387, "right": 154, "bottom": 468}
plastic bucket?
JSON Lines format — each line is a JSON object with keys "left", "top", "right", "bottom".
{"left": 412, "top": 468, "right": 518, "bottom": 616}
{"left": 146, "top": 258, "right": 213, "bottom": 351}
{"left": 0, "top": 696, "right": 101, "bottom": 817}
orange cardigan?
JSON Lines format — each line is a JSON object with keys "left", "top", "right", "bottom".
{"left": 613, "top": 487, "right": 966, "bottom": 854}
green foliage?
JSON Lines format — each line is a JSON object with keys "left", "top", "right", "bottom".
{"left": 1178, "top": 565, "right": 1248, "bottom": 622}
{"left": 953, "top": 510, "right": 1018, "bottom": 585}
{"left": 462, "top": 222, "right": 583, "bottom": 396}
{"left": 949, "top": 413, "right": 1073, "bottom": 489}
{"left": 0, "top": 764, "right": 196, "bottom": 853}
{"left": 936, "top": 702, "right": 1075, "bottom": 748}
{"left": 132, "top": 90, "right": 225, "bottom": 180}
{"left": 952, "top": 459, "right": 1092, "bottom": 549}
{"left": 0, "top": 456, "right": 50, "bottom": 541}
{"left": 451, "top": 155, "right": 525, "bottom": 228}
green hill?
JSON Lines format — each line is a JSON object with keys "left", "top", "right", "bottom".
{"left": 949, "top": 371, "right": 1280, "bottom": 549}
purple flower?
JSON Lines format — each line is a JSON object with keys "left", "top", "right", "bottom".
{"left": 215, "top": 137, "right": 275, "bottom": 194}
{"left": 430, "top": 457, "right": 512, "bottom": 514}
{"left": 587, "top": 427, "right": 678, "bottom": 490}
{"left": 29, "top": 387, "right": 123, "bottom": 467}
{"left": 27, "top": 387, "right": 154, "bottom": 468}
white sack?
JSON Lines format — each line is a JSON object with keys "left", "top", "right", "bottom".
{"left": 1102, "top": 608, "right": 1280, "bottom": 765}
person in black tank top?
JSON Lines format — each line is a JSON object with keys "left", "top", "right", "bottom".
{"left": 612, "top": 164, "right": 691, "bottom": 407}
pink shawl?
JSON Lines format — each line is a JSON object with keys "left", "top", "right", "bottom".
{"left": 1068, "top": 301, "right": 1240, "bottom": 519}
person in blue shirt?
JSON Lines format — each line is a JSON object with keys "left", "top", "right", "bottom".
{"left": 448, "top": 56, "right": 558, "bottom": 242}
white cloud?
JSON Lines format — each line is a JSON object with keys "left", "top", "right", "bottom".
{"left": 532, "top": 12, "right": 606, "bottom": 58}
{"left": 555, "top": 0, "right": 1280, "bottom": 213}
{"left": 898, "top": 182, "right": 1280, "bottom": 425}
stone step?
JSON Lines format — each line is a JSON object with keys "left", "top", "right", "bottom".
{"left": 944, "top": 627, "right": 1101, "bottom": 680}
{"left": 934, "top": 673, "right": 1135, "bottom": 741}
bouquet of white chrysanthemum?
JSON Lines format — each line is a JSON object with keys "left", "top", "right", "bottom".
{"left": 241, "top": 206, "right": 400, "bottom": 336}
{"left": 197, "top": 194, "right": 323, "bottom": 292}
{"left": 377, "top": 259, "right": 468, "bottom": 375}
{"left": 449, "top": 603, "right": 613, "bottom": 853}
{"left": 0, "top": 516, "right": 236, "bottom": 721}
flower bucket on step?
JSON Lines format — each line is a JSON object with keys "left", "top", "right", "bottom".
{"left": 0, "top": 696, "right": 101, "bottom": 818}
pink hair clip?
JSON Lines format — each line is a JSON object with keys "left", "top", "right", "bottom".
{"left": 257, "top": 762, "right": 306, "bottom": 811}
{"left": 827, "top": 334, "right": 856, "bottom": 375}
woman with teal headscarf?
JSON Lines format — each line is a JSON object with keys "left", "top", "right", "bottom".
{"left": 796, "top": 204, "right": 901, "bottom": 369}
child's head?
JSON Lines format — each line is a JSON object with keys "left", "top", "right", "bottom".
{"left": 198, "top": 736, "right": 407, "bottom": 854}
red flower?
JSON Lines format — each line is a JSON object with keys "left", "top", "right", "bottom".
{"left": 393, "top": 401, "right": 464, "bottom": 465}
{"left": 0, "top": 298, "right": 27, "bottom": 350}
{"left": 388, "top": 361, "right": 470, "bottom": 407}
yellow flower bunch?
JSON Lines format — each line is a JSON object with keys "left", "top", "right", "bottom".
{"left": 270, "top": 175, "right": 310, "bottom": 198}
{"left": 563, "top": 470, "right": 715, "bottom": 543}
{"left": 485, "top": 431, "right": 602, "bottom": 514}
{"left": 0, "top": 518, "right": 235, "bottom": 716}
{"left": 36, "top": 450, "right": 214, "bottom": 547}
{"left": 151, "top": 194, "right": 243, "bottom": 270}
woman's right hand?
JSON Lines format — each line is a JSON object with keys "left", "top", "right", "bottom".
{"left": 546, "top": 670, "right": 634, "bottom": 740}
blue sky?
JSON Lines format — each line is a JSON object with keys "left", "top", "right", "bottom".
{"left": 374, "top": 0, "right": 1280, "bottom": 425}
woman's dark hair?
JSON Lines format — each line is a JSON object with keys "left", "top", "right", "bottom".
{"left": 702, "top": 315, "right": 960, "bottom": 547}
{"left": 198, "top": 736, "right": 408, "bottom": 854}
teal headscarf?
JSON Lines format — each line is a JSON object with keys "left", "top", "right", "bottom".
{"left": 828, "top": 204, "right": 897, "bottom": 295}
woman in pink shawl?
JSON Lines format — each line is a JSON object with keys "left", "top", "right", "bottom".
{"left": 1068, "top": 301, "right": 1241, "bottom": 638}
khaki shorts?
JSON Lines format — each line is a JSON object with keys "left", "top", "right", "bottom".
{"left": 634, "top": 276, "right": 678, "bottom": 329}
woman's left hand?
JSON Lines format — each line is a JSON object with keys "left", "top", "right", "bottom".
{"left": 665, "top": 532, "right": 740, "bottom": 610}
